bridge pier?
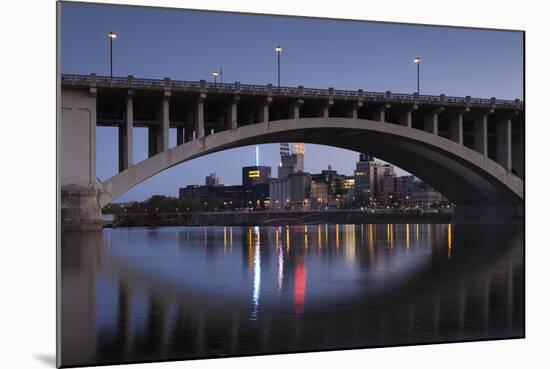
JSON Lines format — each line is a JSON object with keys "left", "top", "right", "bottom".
{"left": 61, "top": 185, "right": 103, "bottom": 230}
{"left": 61, "top": 86, "right": 103, "bottom": 230}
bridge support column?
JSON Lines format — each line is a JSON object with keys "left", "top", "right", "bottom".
{"left": 449, "top": 112, "right": 464, "bottom": 145}
{"left": 118, "top": 92, "right": 134, "bottom": 172}
{"left": 399, "top": 105, "right": 416, "bottom": 128}
{"left": 259, "top": 97, "right": 272, "bottom": 124}
{"left": 176, "top": 126, "right": 184, "bottom": 145}
{"left": 291, "top": 99, "right": 304, "bottom": 119}
{"left": 350, "top": 101, "right": 363, "bottom": 120}
{"left": 196, "top": 94, "right": 206, "bottom": 139}
{"left": 184, "top": 110, "right": 194, "bottom": 142}
{"left": 321, "top": 99, "right": 334, "bottom": 119}
{"left": 473, "top": 114, "right": 489, "bottom": 157}
{"left": 148, "top": 126, "right": 159, "bottom": 157}
{"left": 424, "top": 107, "right": 443, "bottom": 135}
{"left": 497, "top": 117, "right": 512, "bottom": 171}
{"left": 512, "top": 120, "right": 524, "bottom": 179}
{"left": 160, "top": 92, "right": 170, "bottom": 151}
{"left": 373, "top": 104, "right": 390, "bottom": 122}
{"left": 228, "top": 97, "right": 239, "bottom": 129}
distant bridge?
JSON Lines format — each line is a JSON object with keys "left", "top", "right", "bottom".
{"left": 60, "top": 74, "right": 524, "bottom": 229}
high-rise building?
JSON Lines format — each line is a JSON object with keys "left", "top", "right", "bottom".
{"left": 242, "top": 166, "right": 271, "bottom": 186}
{"left": 205, "top": 173, "right": 222, "bottom": 187}
{"left": 294, "top": 142, "right": 305, "bottom": 155}
{"left": 359, "top": 153, "right": 373, "bottom": 162}
{"left": 354, "top": 153, "right": 380, "bottom": 205}
{"left": 280, "top": 142, "right": 290, "bottom": 157}
{"left": 278, "top": 142, "right": 304, "bottom": 178}
{"left": 354, "top": 154, "right": 397, "bottom": 206}
{"left": 396, "top": 175, "right": 415, "bottom": 196}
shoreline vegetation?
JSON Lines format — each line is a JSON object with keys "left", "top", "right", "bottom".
{"left": 103, "top": 195, "right": 455, "bottom": 227}
{"left": 105, "top": 209, "right": 453, "bottom": 228}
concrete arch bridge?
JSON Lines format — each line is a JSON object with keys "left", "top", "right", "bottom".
{"left": 60, "top": 74, "right": 524, "bottom": 228}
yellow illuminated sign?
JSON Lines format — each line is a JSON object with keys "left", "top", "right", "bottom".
{"left": 248, "top": 170, "right": 260, "bottom": 178}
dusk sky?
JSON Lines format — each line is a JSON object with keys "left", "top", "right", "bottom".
{"left": 61, "top": 2, "right": 523, "bottom": 202}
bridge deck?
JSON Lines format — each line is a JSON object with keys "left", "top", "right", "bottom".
{"left": 61, "top": 74, "right": 523, "bottom": 111}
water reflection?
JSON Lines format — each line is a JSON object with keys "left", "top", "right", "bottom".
{"left": 251, "top": 226, "right": 261, "bottom": 320}
{"left": 60, "top": 223, "right": 524, "bottom": 367}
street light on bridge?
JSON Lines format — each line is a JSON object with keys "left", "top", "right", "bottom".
{"left": 108, "top": 32, "right": 117, "bottom": 79}
{"left": 413, "top": 56, "right": 421, "bottom": 94}
{"left": 275, "top": 45, "right": 282, "bottom": 91}
{"left": 212, "top": 70, "right": 219, "bottom": 86}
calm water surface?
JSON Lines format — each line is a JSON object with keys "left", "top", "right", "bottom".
{"left": 61, "top": 223, "right": 524, "bottom": 366}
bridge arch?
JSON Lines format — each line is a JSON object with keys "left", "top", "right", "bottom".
{"left": 99, "top": 117, "right": 523, "bottom": 212}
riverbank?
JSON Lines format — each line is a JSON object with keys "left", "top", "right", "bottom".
{"left": 106, "top": 210, "right": 452, "bottom": 227}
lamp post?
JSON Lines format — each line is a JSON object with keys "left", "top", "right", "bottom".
{"left": 212, "top": 71, "right": 219, "bottom": 86}
{"left": 275, "top": 45, "right": 282, "bottom": 90}
{"left": 413, "top": 56, "right": 421, "bottom": 94}
{"left": 108, "top": 32, "right": 117, "bottom": 79}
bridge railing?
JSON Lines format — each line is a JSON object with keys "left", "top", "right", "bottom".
{"left": 273, "top": 86, "right": 301, "bottom": 95}
{"left": 445, "top": 96, "right": 468, "bottom": 104}
{"left": 171, "top": 80, "right": 201, "bottom": 88}
{"left": 333, "top": 89, "right": 358, "bottom": 97}
{"left": 302, "top": 87, "right": 330, "bottom": 96}
{"left": 388, "top": 93, "right": 416, "bottom": 102}
{"left": 240, "top": 84, "right": 269, "bottom": 93}
{"left": 417, "top": 95, "right": 441, "bottom": 103}
{"left": 60, "top": 74, "right": 523, "bottom": 109}
{"left": 61, "top": 74, "right": 90, "bottom": 83}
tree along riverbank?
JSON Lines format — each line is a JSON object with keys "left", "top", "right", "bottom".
{"left": 106, "top": 210, "right": 452, "bottom": 228}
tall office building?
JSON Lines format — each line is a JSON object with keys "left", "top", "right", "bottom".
{"left": 272, "top": 142, "right": 309, "bottom": 210}
{"left": 280, "top": 142, "right": 290, "bottom": 157}
{"left": 278, "top": 142, "right": 305, "bottom": 178}
{"left": 354, "top": 153, "right": 395, "bottom": 205}
{"left": 205, "top": 173, "right": 222, "bottom": 187}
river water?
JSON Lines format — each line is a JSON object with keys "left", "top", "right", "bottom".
{"left": 60, "top": 223, "right": 524, "bottom": 366}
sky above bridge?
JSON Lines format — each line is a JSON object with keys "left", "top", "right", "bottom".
{"left": 61, "top": 2, "right": 523, "bottom": 202}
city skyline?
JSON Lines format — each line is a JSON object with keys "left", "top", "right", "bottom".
{"left": 61, "top": 2, "right": 523, "bottom": 201}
